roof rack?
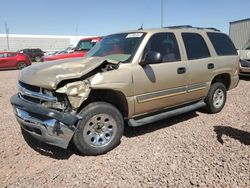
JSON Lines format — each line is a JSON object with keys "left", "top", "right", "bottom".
{"left": 165, "top": 25, "right": 220, "bottom": 32}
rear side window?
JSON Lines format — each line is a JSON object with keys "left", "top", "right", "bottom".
{"left": 182, "top": 33, "right": 210, "bottom": 60}
{"left": 207, "top": 32, "right": 237, "bottom": 55}
{"left": 7, "top": 53, "right": 16, "bottom": 57}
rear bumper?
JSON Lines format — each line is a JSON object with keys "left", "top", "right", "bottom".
{"left": 10, "top": 94, "right": 79, "bottom": 149}
{"left": 240, "top": 66, "right": 250, "bottom": 76}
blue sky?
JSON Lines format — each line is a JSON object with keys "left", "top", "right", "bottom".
{"left": 0, "top": 0, "right": 249, "bottom": 36}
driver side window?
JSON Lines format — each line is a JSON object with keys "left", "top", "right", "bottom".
{"left": 143, "top": 32, "right": 181, "bottom": 63}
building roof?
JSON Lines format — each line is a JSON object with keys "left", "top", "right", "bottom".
{"left": 230, "top": 18, "right": 250, "bottom": 24}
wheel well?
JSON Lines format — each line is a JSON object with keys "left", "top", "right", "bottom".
{"left": 16, "top": 61, "right": 25, "bottom": 67}
{"left": 211, "top": 73, "right": 231, "bottom": 90}
{"left": 77, "top": 89, "right": 128, "bottom": 118}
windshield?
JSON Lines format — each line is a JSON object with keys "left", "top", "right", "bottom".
{"left": 75, "top": 39, "right": 97, "bottom": 51}
{"left": 86, "top": 32, "right": 145, "bottom": 62}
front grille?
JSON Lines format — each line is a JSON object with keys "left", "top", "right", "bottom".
{"left": 18, "top": 81, "right": 57, "bottom": 104}
{"left": 20, "top": 94, "right": 40, "bottom": 104}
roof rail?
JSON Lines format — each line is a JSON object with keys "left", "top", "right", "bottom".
{"left": 165, "top": 25, "right": 220, "bottom": 32}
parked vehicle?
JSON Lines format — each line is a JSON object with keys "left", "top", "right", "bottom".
{"left": 43, "top": 37, "right": 101, "bottom": 61}
{"left": 0, "top": 52, "right": 31, "bottom": 70}
{"left": 19, "top": 48, "right": 45, "bottom": 62}
{"left": 239, "top": 59, "right": 250, "bottom": 76}
{"left": 11, "top": 26, "right": 239, "bottom": 155}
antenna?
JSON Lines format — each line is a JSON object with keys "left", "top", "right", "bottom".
{"left": 4, "top": 22, "right": 10, "bottom": 50}
{"left": 138, "top": 24, "right": 143, "bottom": 30}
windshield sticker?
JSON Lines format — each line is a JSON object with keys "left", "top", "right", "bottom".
{"left": 126, "top": 33, "right": 143, "bottom": 38}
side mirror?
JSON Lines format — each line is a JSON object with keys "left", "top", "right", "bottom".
{"left": 140, "top": 51, "right": 162, "bottom": 66}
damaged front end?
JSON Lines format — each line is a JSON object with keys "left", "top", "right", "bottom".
{"left": 11, "top": 81, "right": 79, "bottom": 148}
{"left": 56, "top": 80, "right": 91, "bottom": 109}
{"left": 11, "top": 57, "right": 119, "bottom": 149}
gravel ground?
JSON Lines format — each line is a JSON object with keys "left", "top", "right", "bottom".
{"left": 0, "top": 70, "right": 249, "bottom": 188}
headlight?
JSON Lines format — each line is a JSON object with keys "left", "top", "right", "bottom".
{"left": 56, "top": 81, "right": 91, "bottom": 109}
{"left": 56, "top": 81, "right": 90, "bottom": 96}
{"left": 43, "top": 89, "right": 54, "bottom": 96}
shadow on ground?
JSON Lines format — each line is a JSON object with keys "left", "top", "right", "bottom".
{"left": 21, "top": 129, "right": 82, "bottom": 160}
{"left": 214, "top": 126, "right": 250, "bottom": 145}
{"left": 239, "top": 75, "right": 250, "bottom": 81}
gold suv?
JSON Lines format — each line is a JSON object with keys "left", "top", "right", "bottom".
{"left": 11, "top": 26, "right": 239, "bottom": 155}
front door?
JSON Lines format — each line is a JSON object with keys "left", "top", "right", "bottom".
{"left": 133, "top": 32, "right": 188, "bottom": 116}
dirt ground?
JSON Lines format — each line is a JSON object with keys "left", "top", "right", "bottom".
{"left": 0, "top": 70, "right": 249, "bottom": 188}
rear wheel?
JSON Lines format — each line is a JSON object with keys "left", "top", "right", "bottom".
{"left": 17, "top": 62, "right": 27, "bottom": 70}
{"left": 205, "top": 82, "right": 227, "bottom": 113}
{"left": 35, "top": 56, "right": 41, "bottom": 62}
{"left": 73, "top": 102, "right": 124, "bottom": 155}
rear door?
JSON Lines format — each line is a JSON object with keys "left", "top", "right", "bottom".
{"left": 6, "top": 53, "right": 17, "bottom": 67}
{"left": 0, "top": 53, "right": 10, "bottom": 68}
{"left": 181, "top": 32, "right": 213, "bottom": 101}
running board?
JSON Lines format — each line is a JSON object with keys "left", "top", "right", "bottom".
{"left": 128, "top": 101, "right": 206, "bottom": 127}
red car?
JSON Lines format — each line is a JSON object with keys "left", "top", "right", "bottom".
{"left": 43, "top": 37, "right": 102, "bottom": 61}
{"left": 0, "top": 52, "right": 31, "bottom": 70}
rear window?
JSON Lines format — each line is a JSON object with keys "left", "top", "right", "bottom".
{"left": 207, "top": 32, "right": 237, "bottom": 56}
{"left": 182, "top": 33, "right": 210, "bottom": 60}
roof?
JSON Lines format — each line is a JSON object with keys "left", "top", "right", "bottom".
{"left": 230, "top": 18, "right": 250, "bottom": 24}
{"left": 124, "top": 26, "right": 221, "bottom": 34}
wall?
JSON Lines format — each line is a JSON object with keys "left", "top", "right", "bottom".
{"left": 0, "top": 34, "right": 94, "bottom": 51}
{"left": 229, "top": 19, "right": 250, "bottom": 50}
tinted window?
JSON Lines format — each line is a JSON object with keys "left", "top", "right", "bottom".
{"left": 182, "top": 33, "right": 210, "bottom": 60}
{"left": 7, "top": 53, "right": 17, "bottom": 57}
{"left": 207, "top": 32, "right": 237, "bottom": 55}
{"left": 143, "top": 33, "right": 181, "bottom": 62}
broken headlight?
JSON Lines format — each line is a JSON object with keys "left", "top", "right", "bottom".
{"left": 42, "top": 89, "right": 54, "bottom": 96}
{"left": 56, "top": 81, "right": 91, "bottom": 109}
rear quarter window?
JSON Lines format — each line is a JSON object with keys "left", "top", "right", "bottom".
{"left": 182, "top": 33, "right": 210, "bottom": 60}
{"left": 207, "top": 32, "right": 237, "bottom": 56}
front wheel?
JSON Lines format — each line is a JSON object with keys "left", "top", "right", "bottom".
{"left": 73, "top": 102, "right": 124, "bottom": 155}
{"left": 205, "top": 82, "right": 227, "bottom": 113}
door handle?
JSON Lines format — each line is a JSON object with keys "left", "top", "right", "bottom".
{"left": 207, "top": 63, "right": 214, "bottom": 69}
{"left": 177, "top": 67, "right": 186, "bottom": 74}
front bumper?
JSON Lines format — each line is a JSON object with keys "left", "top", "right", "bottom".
{"left": 10, "top": 94, "right": 79, "bottom": 149}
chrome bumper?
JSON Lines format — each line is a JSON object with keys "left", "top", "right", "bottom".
{"left": 240, "top": 66, "right": 250, "bottom": 76}
{"left": 11, "top": 94, "right": 78, "bottom": 149}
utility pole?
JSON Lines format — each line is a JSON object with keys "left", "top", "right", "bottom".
{"left": 161, "top": 0, "right": 164, "bottom": 28}
{"left": 76, "top": 24, "right": 79, "bottom": 43}
{"left": 4, "top": 22, "right": 10, "bottom": 50}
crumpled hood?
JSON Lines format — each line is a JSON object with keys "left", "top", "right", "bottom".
{"left": 19, "top": 57, "right": 117, "bottom": 89}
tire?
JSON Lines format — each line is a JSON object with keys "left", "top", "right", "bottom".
{"left": 17, "top": 62, "right": 27, "bottom": 70}
{"left": 35, "top": 56, "right": 41, "bottom": 62}
{"left": 73, "top": 102, "right": 124, "bottom": 155}
{"left": 205, "top": 82, "right": 227, "bottom": 113}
